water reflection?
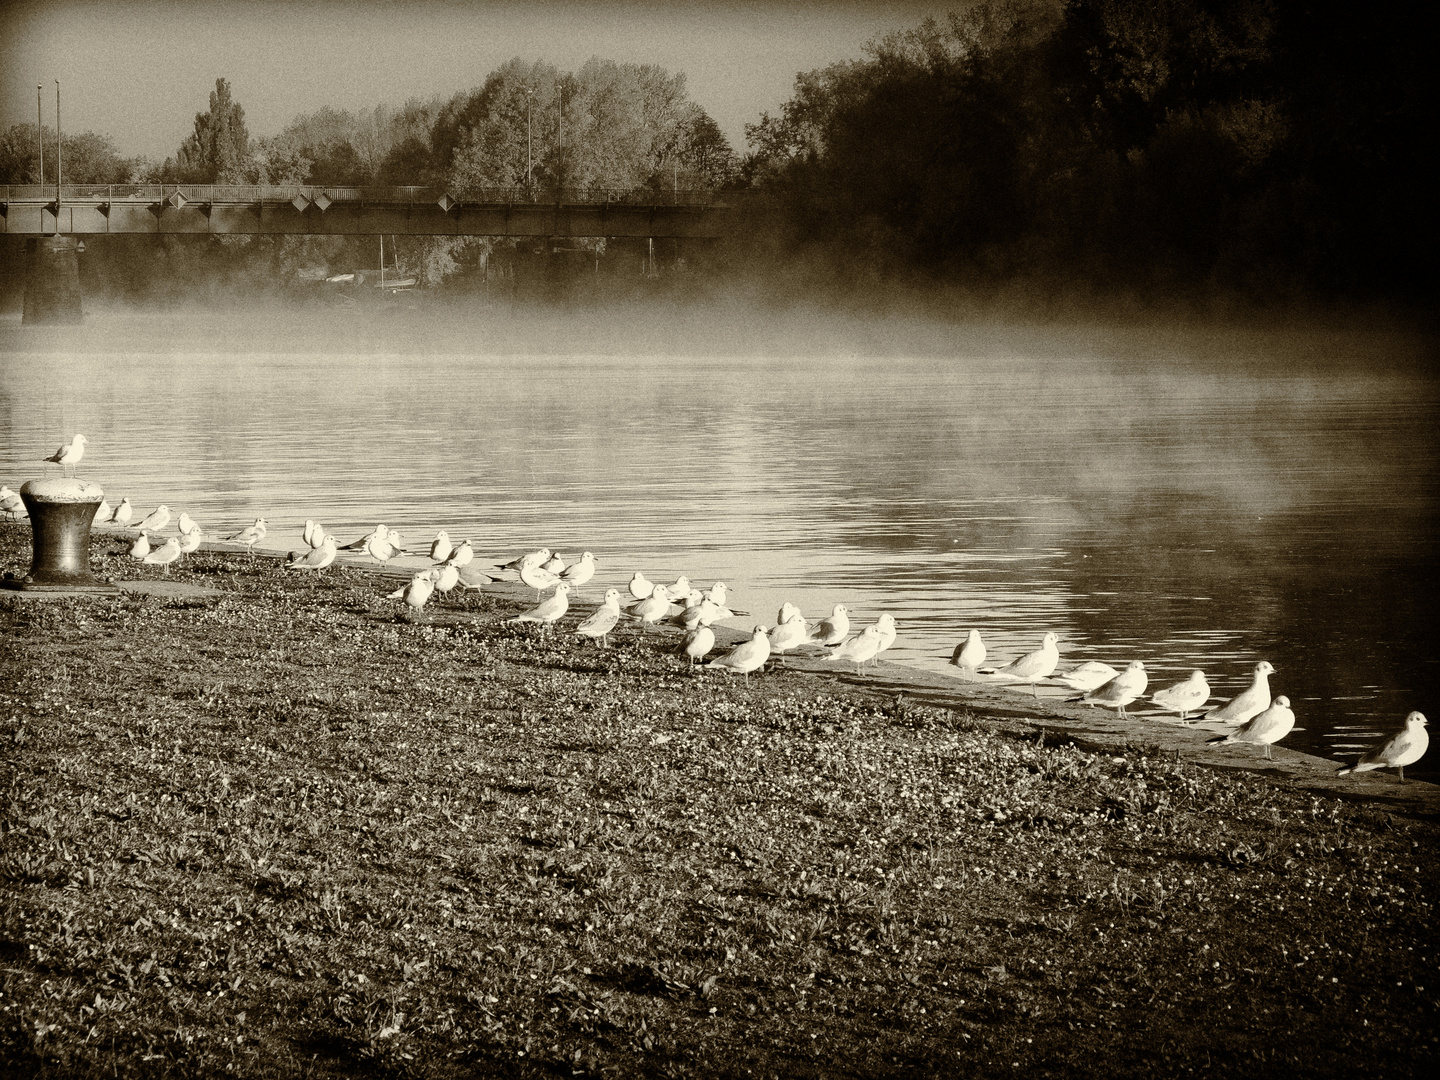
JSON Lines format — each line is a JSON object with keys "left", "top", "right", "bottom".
{"left": 1, "top": 311, "right": 1435, "bottom": 774}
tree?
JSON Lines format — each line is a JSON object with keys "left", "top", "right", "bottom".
{"left": 172, "top": 78, "right": 250, "bottom": 183}
{"left": 0, "top": 124, "right": 142, "bottom": 184}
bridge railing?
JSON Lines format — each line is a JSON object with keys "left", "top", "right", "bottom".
{"left": 1, "top": 183, "right": 737, "bottom": 208}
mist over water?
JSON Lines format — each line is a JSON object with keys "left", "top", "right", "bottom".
{"left": 2, "top": 305, "right": 1435, "bottom": 774}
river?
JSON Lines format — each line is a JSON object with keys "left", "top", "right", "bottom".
{"left": 2, "top": 305, "right": 1435, "bottom": 775}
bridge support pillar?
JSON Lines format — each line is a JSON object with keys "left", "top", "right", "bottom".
{"left": 22, "top": 236, "right": 84, "bottom": 325}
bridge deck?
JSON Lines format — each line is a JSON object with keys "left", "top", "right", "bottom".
{"left": 1, "top": 184, "right": 734, "bottom": 239}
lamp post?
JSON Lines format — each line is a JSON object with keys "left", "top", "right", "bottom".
{"left": 55, "top": 81, "right": 62, "bottom": 231}
{"left": 526, "top": 88, "right": 533, "bottom": 188}
{"left": 557, "top": 84, "right": 565, "bottom": 192}
{"left": 36, "top": 84, "right": 44, "bottom": 188}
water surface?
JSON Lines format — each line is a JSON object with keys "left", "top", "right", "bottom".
{"left": 2, "top": 308, "right": 1435, "bottom": 774}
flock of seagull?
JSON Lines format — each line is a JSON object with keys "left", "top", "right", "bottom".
{"left": 7, "top": 432, "right": 1431, "bottom": 784}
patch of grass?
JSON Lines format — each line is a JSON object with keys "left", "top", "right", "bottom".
{"left": 1, "top": 522, "right": 1436, "bottom": 1077}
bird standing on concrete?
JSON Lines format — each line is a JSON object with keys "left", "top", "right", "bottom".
{"left": 1151, "top": 670, "right": 1211, "bottom": 720}
{"left": 1079, "top": 660, "right": 1148, "bottom": 716}
{"left": 1337, "top": 712, "right": 1429, "bottom": 783}
{"left": 1201, "top": 661, "right": 1275, "bottom": 726}
{"left": 1208, "top": 696, "right": 1295, "bottom": 760}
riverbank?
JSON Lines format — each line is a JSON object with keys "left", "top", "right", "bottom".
{"left": 2, "top": 523, "right": 1436, "bottom": 1077}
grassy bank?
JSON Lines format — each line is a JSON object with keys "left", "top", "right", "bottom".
{"left": 1, "top": 523, "right": 1436, "bottom": 1077}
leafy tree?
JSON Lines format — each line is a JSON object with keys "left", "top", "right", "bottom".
{"left": 170, "top": 78, "right": 250, "bottom": 183}
{"left": 0, "top": 124, "right": 143, "bottom": 184}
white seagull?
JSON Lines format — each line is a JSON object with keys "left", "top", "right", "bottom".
{"left": 681, "top": 625, "right": 716, "bottom": 666}
{"left": 1337, "top": 712, "right": 1429, "bottom": 783}
{"left": 108, "top": 498, "right": 133, "bottom": 526}
{"left": 142, "top": 537, "right": 181, "bottom": 574}
{"left": 178, "top": 527, "right": 204, "bottom": 556}
{"left": 92, "top": 499, "right": 112, "bottom": 526}
{"left": 708, "top": 625, "right": 771, "bottom": 677}
{"left": 392, "top": 569, "right": 438, "bottom": 615}
{"left": 625, "top": 584, "right": 673, "bottom": 631}
{"left": 177, "top": 512, "right": 199, "bottom": 536}
{"left": 128, "top": 532, "right": 151, "bottom": 559}
{"left": 445, "top": 540, "right": 475, "bottom": 568}
{"left": 575, "top": 590, "right": 623, "bottom": 647}
{"left": 1151, "top": 670, "right": 1211, "bottom": 720}
{"left": 983, "top": 632, "right": 1061, "bottom": 697}
{"left": 1202, "top": 661, "right": 1275, "bottom": 726}
{"left": 628, "top": 572, "right": 655, "bottom": 601}
{"left": 825, "top": 625, "right": 884, "bottom": 668}
{"left": 286, "top": 535, "right": 338, "bottom": 573}
{"left": 874, "top": 613, "right": 897, "bottom": 658}
{"left": 130, "top": 505, "right": 171, "bottom": 533}
{"left": 1054, "top": 661, "right": 1119, "bottom": 693}
{"left": 560, "top": 552, "right": 597, "bottom": 589}
{"left": 1208, "top": 696, "right": 1295, "bottom": 761}
{"left": 429, "top": 530, "right": 453, "bottom": 564}
{"left": 226, "top": 518, "right": 268, "bottom": 557}
{"left": 43, "top": 433, "right": 86, "bottom": 472}
{"left": 432, "top": 563, "right": 461, "bottom": 594}
{"left": 1080, "top": 661, "right": 1148, "bottom": 716}
{"left": 507, "top": 583, "right": 571, "bottom": 628}
{"left": 806, "top": 605, "right": 850, "bottom": 647}
{"left": 950, "top": 629, "right": 986, "bottom": 671}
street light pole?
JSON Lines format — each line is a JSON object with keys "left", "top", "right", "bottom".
{"left": 55, "top": 81, "right": 62, "bottom": 227}
{"left": 526, "top": 88, "right": 533, "bottom": 187}
{"left": 37, "top": 85, "right": 44, "bottom": 188}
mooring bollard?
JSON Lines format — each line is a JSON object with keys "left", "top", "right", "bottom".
{"left": 1, "top": 478, "right": 119, "bottom": 594}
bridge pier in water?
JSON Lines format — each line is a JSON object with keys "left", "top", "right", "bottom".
{"left": 22, "top": 236, "right": 83, "bottom": 325}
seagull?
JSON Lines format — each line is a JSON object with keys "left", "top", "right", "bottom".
{"left": 92, "top": 499, "right": 112, "bottom": 526}
{"left": 519, "top": 561, "right": 562, "bottom": 595}
{"left": 1208, "top": 696, "right": 1295, "bottom": 760}
{"left": 507, "top": 583, "right": 571, "bottom": 628}
{"left": 1054, "top": 661, "right": 1118, "bottom": 693}
{"left": 496, "top": 548, "right": 550, "bottom": 572}
{"left": 704, "top": 582, "right": 729, "bottom": 606}
{"left": 768, "top": 617, "right": 813, "bottom": 657}
{"left": 364, "top": 531, "right": 402, "bottom": 563}
{"left": 982, "top": 632, "right": 1060, "bottom": 697}
{"left": 825, "top": 625, "right": 884, "bottom": 668}
{"left": 142, "top": 537, "right": 182, "bottom": 574}
{"left": 392, "top": 569, "right": 438, "bottom": 615}
{"left": 429, "top": 530, "right": 453, "bottom": 564}
{"left": 1201, "top": 661, "right": 1275, "bottom": 726}
{"left": 225, "top": 518, "right": 268, "bottom": 557}
{"left": 385, "top": 531, "right": 409, "bottom": 555}
{"left": 456, "top": 565, "right": 493, "bottom": 591}
{"left": 625, "top": 584, "right": 673, "bottom": 631}
{"left": 777, "top": 602, "right": 802, "bottom": 627}
{"left": 874, "top": 614, "right": 897, "bottom": 659}
{"left": 286, "top": 535, "right": 337, "bottom": 573}
{"left": 178, "top": 527, "right": 204, "bottom": 556}
{"left": 681, "top": 625, "right": 716, "bottom": 666}
{"left": 806, "top": 605, "right": 850, "bottom": 647}
{"left": 1337, "top": 711, "right": 1429, "bottom": 783}
{"left": 671, "top": 597, "right": 733, "bottom": 631}
{"left": 575, "top": 589, "right": 623, "bottom": 647}
{"left": 541, "top": 552, "right": 567, "bottom": 574}
{"left": 661, "top": 575, "right": 692, "bottom": 602}
{"left": 340, "top": 524, "right": 388, "bottom": 552}
{"left": 177, "top": 512, "right": 199, "bottom": 536}
{"left": 130, "top": 505, "right": 171, "bottom": 533}
{"left": 560, "top": 552, "right": 597, "bottom": 589}
{"left": 445, "top": 540, "right": 474, "bottom": 568}
{"left": 1, "top": 488, "right": 27, "bottom": 520}
{"left": 432, "top": 563, "right": 461, "bottom": 594}
{"left": 1151, "top": 670, "right": 1211, "bottom": 720}
{"left": 708, "top": 625, "right": 771, "bottom": 677}
{"left": 108, "top": 498, "right": 133, "bottom": 526}
{"left": 628, "top": 572, "right": 655, "bottom": 601}
{"left": 128, "top": 532, "right": 151, "bottom": 559}
{"left": 950, "top": 629, "right": 985, "bottom": 671}
{"left": 43, "top": 433, "right": 86, "bottom": 473}
{"left": 1079, "top": 661, "right": 1148, "bottom": 716}
{"left": 302, "top": 519, "right": 319, "bottom": 548}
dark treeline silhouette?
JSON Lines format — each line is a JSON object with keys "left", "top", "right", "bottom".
{"left": 739, "top": 0, "right": 1431, "bottom": 303}
{"left": 2, "top": 5, "right": 1429, "bottom": 309}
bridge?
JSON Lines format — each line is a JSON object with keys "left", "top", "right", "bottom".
{"left": 1, "top": 184, "right": 734, "bottom": 239}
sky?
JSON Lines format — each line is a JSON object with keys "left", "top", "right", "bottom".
{"left": 0, "top": 0, "right": 953, "bottom": 162}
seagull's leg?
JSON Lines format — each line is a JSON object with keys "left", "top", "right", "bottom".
{"left": 1399, "top": 766, "right": 1406, "bottom": 784}
{"left": 1264, "top": 744, "right": 1272, "bottom": 761}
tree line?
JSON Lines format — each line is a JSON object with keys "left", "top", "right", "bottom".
{"left": 741, "top": 0, "right": 1429, "bottom": 301}
{"left": 1, "top": 2, "right": 1427, "bottom": 305}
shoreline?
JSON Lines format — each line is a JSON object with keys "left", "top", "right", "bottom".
{"left": 4, "top": 522, "right": 1437, "bottom": 1077}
